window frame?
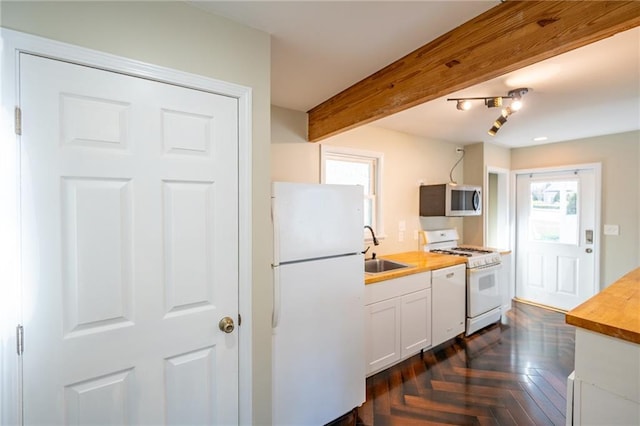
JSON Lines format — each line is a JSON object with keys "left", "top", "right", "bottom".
{"left": 320, "top": 144, "right": 385, "bottom": 242}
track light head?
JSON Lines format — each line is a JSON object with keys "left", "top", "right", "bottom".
{"left": 494, "top": 115, "right": 507, "bottom": 128}
{"left": 456, "top": 99, "right": 472, "bottom": 111}
{"left": 507, "top": 87, "right": 528, "bottom": 111}
{"left": 510, "top": 99, "right": 523, "bottom": 111}
{"left": 485, "top": 97, "right": 502, "bottom": 108}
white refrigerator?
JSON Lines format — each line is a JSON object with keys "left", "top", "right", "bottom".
{"left": 271, "top": 182, "right": 365, "bottom": 426}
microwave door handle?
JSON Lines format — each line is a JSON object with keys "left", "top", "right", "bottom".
{"left": 473, "top": 190, "right": 480, "bottom": 211}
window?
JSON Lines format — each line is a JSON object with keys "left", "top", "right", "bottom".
{"left": 320, "top": 145, "right": 384, "bottom": 241}
{"left": 528, "top": 179, "right": 579, "bottom": 244}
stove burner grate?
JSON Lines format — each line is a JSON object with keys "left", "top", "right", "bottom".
{"left": 430, "top": 249, "right": 471, "bottom": 257}
{"left": 451, "top": 247, "right": 494, "bottom": 254}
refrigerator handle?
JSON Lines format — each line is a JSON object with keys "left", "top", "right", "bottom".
{"left": 271, "top": 195, "right": 280, "bottom": 267}
{"left": 272, "top": 266, "right": 281, "bottom": 328}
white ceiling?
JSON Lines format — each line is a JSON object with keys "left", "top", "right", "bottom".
{"left": 191, "top": 1, "right": 640, "bottom": 148}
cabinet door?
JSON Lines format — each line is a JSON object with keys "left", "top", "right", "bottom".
{"left": 365, "top": 298, "right": 401, "bottom": 375}
{"left": 432, "top": 264, "right": 466, "bottom": 346}
{"left": 400, "top": 289, "right": 432, "bottom": 359}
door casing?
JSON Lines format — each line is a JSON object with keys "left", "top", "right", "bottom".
{"left": 0, "top": 28, "right": 253, "bottom": 426}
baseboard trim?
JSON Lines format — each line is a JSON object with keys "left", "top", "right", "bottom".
{"left": 513, "top": 298, "right": 568, "bottom": 314}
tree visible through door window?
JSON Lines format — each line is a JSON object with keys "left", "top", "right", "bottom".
{"left": 321, "top": 145, "right": 384, "bottom": 240}
{"left": 529, "top": 180, "right": 578, "bottom": 244}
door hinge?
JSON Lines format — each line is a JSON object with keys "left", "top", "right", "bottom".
{"left": 15, "top": 107, "right": 22, "bottom": 135}
{"left": 238, "top": 313, "right": 242, "bottom": 327}
{"left": 16, "top": 324, "right": 24, "bottom": 356}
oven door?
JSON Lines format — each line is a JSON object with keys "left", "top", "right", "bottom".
{"left": 467, "top": 264, "right": 501, "bottom": 317}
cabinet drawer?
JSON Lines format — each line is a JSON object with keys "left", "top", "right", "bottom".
{"left": 365, "top": 272, "right": 430, "bottom": 305}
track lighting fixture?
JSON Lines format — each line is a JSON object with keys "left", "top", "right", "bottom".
{"left": 447, "top": 88, "right": 528, "bottom": 111}
{"left": 447, "top": 88, "right": 530, "bottom": 136}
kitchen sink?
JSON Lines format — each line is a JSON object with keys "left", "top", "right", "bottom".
{"left": 364, "top": 258, "right": 411, "bottom": 274}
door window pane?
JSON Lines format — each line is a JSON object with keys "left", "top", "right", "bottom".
{"left": 529, "top": 180, "right": 578, "bottom": 244}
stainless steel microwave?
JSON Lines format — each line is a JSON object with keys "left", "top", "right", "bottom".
{"left": 419, "top": 183, "right": 482, "bottom": 216}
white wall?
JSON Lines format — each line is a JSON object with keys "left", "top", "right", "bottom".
{"left": 272, "top": 106, "right": 466, "bottom": 255}
{"left": 1, "top": 2, "right": 272, "bottom": 423}
{"left": 462, "top": 143, "right": 484, "bottom": 246}
{"left": 271, "top": 106, "right": 319, "bottom": 182}
{"left": 511, "top": 131, "right": 640, "bottom": 287}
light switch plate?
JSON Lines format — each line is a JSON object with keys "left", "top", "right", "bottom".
{"left": 603, "top": 224, "right": 619, "bottom": 236}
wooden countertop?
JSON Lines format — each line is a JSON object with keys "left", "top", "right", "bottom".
{"left": 365, "top": 251, "right": 467, "bottom": 285}
{"left": 566, "top": 267, "right": 640, "bottom": 344}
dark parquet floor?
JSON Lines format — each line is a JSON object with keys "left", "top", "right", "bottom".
{"left": 348, "top": 301, "right": 575, "bottom": 426}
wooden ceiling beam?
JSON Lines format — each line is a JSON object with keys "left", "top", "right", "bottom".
{"left": 307, "top": 1, "right": 640, "bottom": 142}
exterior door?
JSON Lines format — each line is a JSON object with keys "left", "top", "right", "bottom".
{"left": 20, "top": 53, "right": 239, "bottom": 424}
{"left": 515, "top": 168, "right": 598, "bottom": 311}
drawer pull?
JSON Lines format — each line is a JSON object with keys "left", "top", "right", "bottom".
{"left": 446, "top": 273, "right": 454, "bottom": 278}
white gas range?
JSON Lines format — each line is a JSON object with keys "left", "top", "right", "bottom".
{"left": 423, "top": 229, "right": 502, "bottom": 336}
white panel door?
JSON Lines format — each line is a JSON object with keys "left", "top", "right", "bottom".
{"left": 20, "top": 53, "right": 239, "bottom": 425}
{"left": 515, "top": 169, "right": 597, "bottom": 311}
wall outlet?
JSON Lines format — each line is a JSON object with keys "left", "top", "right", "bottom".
{"left": 603, "top": 224, "right": 619, "bottom": 236}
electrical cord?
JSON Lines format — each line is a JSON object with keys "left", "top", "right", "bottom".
{"left": 449, "top": 148, "right": 465, "bottom": 184}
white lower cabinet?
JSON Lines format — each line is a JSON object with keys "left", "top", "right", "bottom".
{"left": 568, "top": 328, "right": 640, "bottom": 425}
{"left": 401, "top": 289, "right": 432, "bottom": 358}
{"left": 365, "top": 272, "right": 431, "bottom": 376}
{"left": 365, "top": 298, "right": 401, "bottom": 374}
{"left": 431, "top": 264, "right": 466, "bottom": 347}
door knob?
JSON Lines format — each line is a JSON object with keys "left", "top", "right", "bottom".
{"left": 219, "top": 316, "right": 235, "bottom": 333}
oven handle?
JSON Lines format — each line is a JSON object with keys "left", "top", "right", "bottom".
{"left": 467, "top": 263, "right": 502, "bottom": 274}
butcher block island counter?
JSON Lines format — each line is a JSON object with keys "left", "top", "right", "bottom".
{"left": 364, "top": 251, "right": 466, "bottom": 284}
{"left": 565, "top": 267, "right": 640, "bottom": 425}
{"left": 566, "top": 267, "right": 640, "bottom": 344}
